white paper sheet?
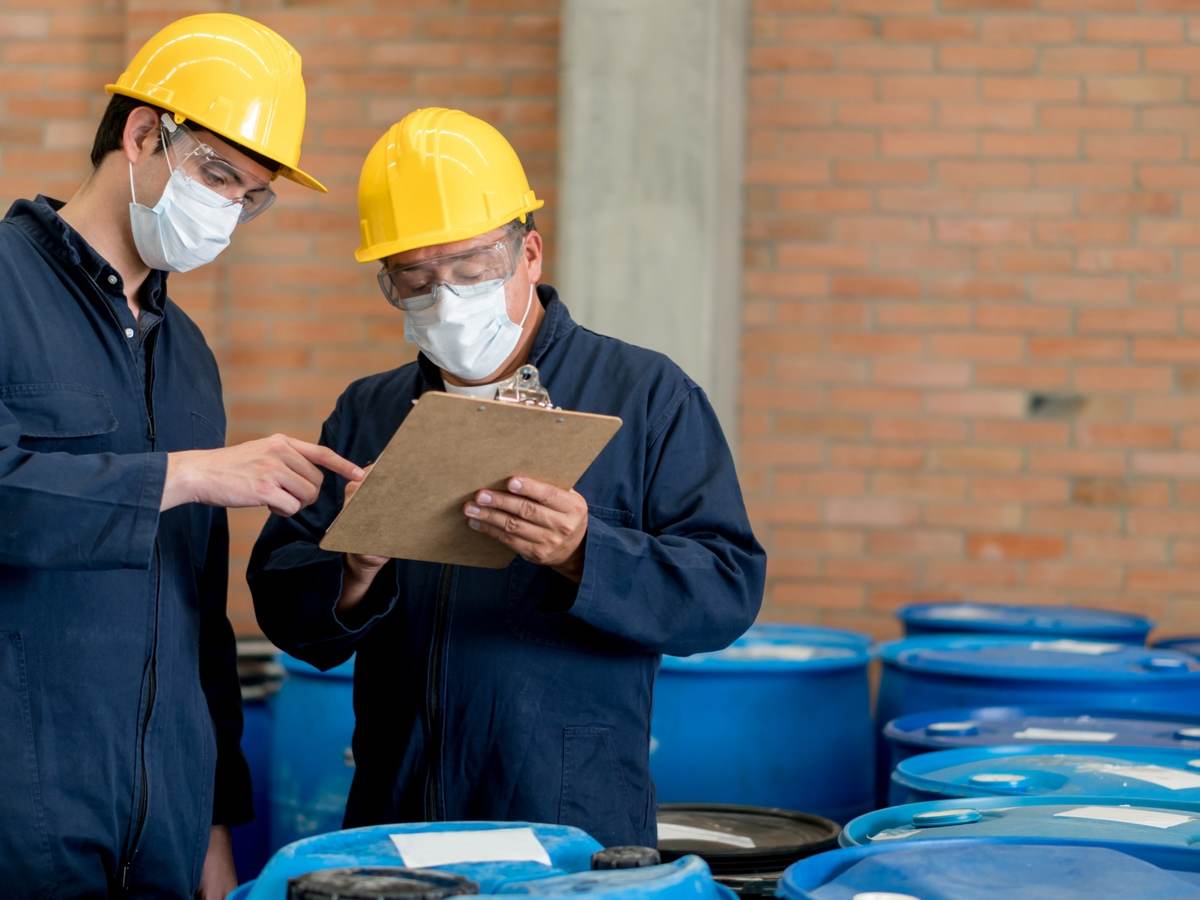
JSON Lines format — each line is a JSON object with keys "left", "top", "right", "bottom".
{"left": 1076, "top": 763, "right": 1200, "bottom": 791}
{"left": 1013, "top": 727, "right": 1117, "bottom": 743}
{"left": 657, "top": 823, "right": 756, "bottom": 848}
{"left": 1029, "top": 640, "right": 1122, "bottom": 655}
{"left": 389, "top": 827, "right": 552, "bottom": 868}
{"left": 1055, "top": 805, "right": 1193, "bottom": 830}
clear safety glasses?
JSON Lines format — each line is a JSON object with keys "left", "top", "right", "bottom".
{"left": 377, "top": 227, "right": 526, "bottom": 311}
{"left": 160, "top": 114, "right": 276, "bottom": 223}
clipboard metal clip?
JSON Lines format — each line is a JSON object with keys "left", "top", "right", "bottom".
{"left": 494, "top": 365, "right": 557, "bottom": 409}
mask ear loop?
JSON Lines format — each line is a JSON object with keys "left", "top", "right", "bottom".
{"left": 516, "top": 283, "right": 534, "bottom": 328}
{"left": 128, "top": 124, "right": 175, "bottom": 208}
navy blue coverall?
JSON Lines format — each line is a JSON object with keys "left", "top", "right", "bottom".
{"left": 0, "top": 197, "right": 249, "bottom": 897}
{"left": 248, "top": 288, "right": 766, "bottom": 849}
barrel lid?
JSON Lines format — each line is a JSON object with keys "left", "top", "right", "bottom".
{"left": 286, "top": 868, "right": 477, "bottom": 900}
{"left": 1154, "top": 636, "right": 1200, "bottom": 659}
{"left": 893, "top": 744, "right": 1200, "bottom": 805}
{"left": 879, "top": 635, "right": 1200, "bottom": 681}
{"left": 841, "top": 797, "right": 1200, "bottom": 849}
{"left": 280, "top": 652, "right": 355, "bottom": 679}
{"left": 495, "top": 855, "right": 722, "bottom": 897}
{"left": 899, "top": 603, "right": 1152, "bottom": 639}
{"left": 660, "top": 626, "right": 869, "bottom": 674}
{"left": 657, "top": 804, "right": 840, "bottom": 875}
{"left": 885, "top": 706, "right": 1200, "bottom": 752}
{"left": 778, "top": 839, "right": 1200, "bottom": 900}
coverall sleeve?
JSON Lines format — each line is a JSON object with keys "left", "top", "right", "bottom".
{"left": 568, "top": 386, "right": 766, "bottom": 657}
{"left": 0, "top": 396, "right": 166, "bottom": 570}
{"left": 247, "top": 409, "right": 401, "bottom": 671}
{"left": 197, "top": 506, "right": 253, "bottom": 826}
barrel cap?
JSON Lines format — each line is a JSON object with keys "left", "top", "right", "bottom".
{"left": 590, "top": 846, "right": 661, "bottom": 870}
{"left": 286, "top": 867, "right": 477, "bottom": 900}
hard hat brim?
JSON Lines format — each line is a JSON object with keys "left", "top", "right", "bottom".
{"left": 105, "top": 83, "right": 328, "bottom": 194}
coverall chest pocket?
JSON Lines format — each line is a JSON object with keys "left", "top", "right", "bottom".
{"left": 2, "top": 383, "right": 118, "bottom": 454}
{"left": 504, "top": 505, "right": 633, "bottom": 650}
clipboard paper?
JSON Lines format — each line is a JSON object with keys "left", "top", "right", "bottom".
{"left": 319, "top": 391, "right": 622, "bottom": 569}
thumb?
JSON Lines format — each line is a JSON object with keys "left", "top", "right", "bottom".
{"left": 343, "top": 463, "right": 373, "bottom": 505}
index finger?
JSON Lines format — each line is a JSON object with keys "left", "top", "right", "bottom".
{"left": 506, "top": 476, "right": 574, "bottom": 512}
{"left": 287, "top": 438, "right": 366, "bottom": 481}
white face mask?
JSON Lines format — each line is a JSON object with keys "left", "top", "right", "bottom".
{"left": 405, "top": 281, "right": 534, "bottom": 381}
{"left": 128, "top": 159, "right": 241, "bottom": 273}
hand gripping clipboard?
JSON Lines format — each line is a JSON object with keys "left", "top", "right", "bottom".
{"left": 319, "top": 367, "right": 622, "bottom": 569}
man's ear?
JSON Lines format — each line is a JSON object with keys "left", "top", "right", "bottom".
{"left": 523, "top": 228, "right": 543, "bottom": 284}
{"left": 122, "top": 106, "right": 162, "bottom": 164}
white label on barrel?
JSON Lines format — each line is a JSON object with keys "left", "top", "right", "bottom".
{"left": 389, "top": 827, "right": 552, "bottom": 868}
{"left": 1076, "top": 763, "right": 1200, "bottom": 791}
{"left": 1029, "top": 640, "right": 1122, "bottom": 655}
{"left": 720, "top": 644, "right": 836, "bottom": 662}
{"left": 1055, "top": 806, "right": 1193, "bottom": 830}
{"left": 927, "top": 605, "right": 998, "bottom": 620}
{"left": 657, "top": 823, "right": 756, "bottom": 848}
{"left": 1012, "top": 727, "right": 1117, "bottom": 743}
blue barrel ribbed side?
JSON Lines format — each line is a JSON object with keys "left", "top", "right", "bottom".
{"left": 269, "top": 654, "right": 356, "bottom": 853}
{"left": 650, "top": 624, "right": 874, "bottom": 823}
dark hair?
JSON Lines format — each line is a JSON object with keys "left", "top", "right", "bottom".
{"left": 90, "top": 93, "right": 282, "bottom": 174}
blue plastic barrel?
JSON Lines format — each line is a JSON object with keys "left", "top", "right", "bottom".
{"left": 651, "top": 624, "right": 873, "bottom": 823}
{"left": 840, "top": 796, "right": 1200, "bottom": 849}
{"left": 882, "top": 705, "right": 1200, "bottom": 789}
{"left": 1156, "top": 636, "right": 1200, "bottom": 659}
{"left": 231, "top": 640, "right": 283, "bottom": 883}
{"left": 898, "top": 602, "right": 1152, "bottom": 643}
{"left": 890, "top": 744, "right": 1200, "bottom": 807}
{"left": 242, "top": 821, "right": 733, "bottom": 899}
{"left": 269, "top": 653, "right": 355, "bottom": 852}
{"left": 876, "top": 636, "right": 1200, "bottom": 737}
{"left": 778, "top": 838, "right": 1200, "bottom": 899}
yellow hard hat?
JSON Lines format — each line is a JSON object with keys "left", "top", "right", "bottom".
{"left": 355, "top": 107, "right": 544, "bottom": 263}
{"left": 106, "top": 12, "right": 326, "bottom": 193}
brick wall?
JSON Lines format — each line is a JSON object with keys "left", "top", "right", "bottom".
{"left": 7, "top": 0, "right": 1200, "bottom": 643}
{"left": 0, "top": 0, "right": 558, "bottom": 633}
{"left": 744, "top": 0, "right": 1200, "bottom": 642}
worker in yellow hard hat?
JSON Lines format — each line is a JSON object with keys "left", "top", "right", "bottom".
{"left": 250, "top": 109, "right": 765, "bottom": 847}
{"left": 0, "top": 13, "right": 362, "bottom": 897}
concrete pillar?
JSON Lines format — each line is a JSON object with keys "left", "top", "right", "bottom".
{"left": 558, "top": 0, "right": 748, "bottom": 446}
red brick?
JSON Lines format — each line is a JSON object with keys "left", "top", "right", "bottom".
{"left": 882, "top": 17, "right": 977, "bottom": 42}
{"left": 1040, "top": 105, "right": 1136, "bottom": 130}
{"left": 972, "top": 475, "right": 1070, "bottom": 503}
{"left": 976, "top": 304, "right": 1071, "bottom": 331}
{"left": 830, "top": 445, "right": 931, "bottom": 468}
{"left": 882, "top": 75, "right": 978, "bottom": 102}
{"left": 1086, "top": 17, "right": 1185, "bottom": 43}
{"left": 932, "top": 446, "right": 1024, "bottom": 471}
{"left": 1078, "top": 309, "right": 1177, "bottom": 334}
{"left": 939, "top": 161, "right": 1032, "bottom": 188}
{"left": 936, "top": 218, "right": 1031, "bottom": 245}
{"left": 926, "top": 390, "right": 1027, "bottom": 418}
{"left": 876, "top": 188, "right": 974, "bottom": 214}
{"left": 981, "top": 132, "right": 1079, "bottom": 159}
{"left": 976, "top": 363, "right": 1071, "bottom": 389}
{"left": 881, "top": 131, "right": 977, "bottom": 157}
{"left": 1087, "top": 76, "right": 1184, "bottom": 103}
{"left": 929, "top": 333, "right": 1026, "bottom": 360}
{"left": 941, "top": 102, "right": 1036, "bottom": 130}
{"left": 1027, "top": 507, "right": 1122, "bottom": 533}
{"left": 833, "top": 159, "right": 930, "bottom": 185}
{"left": 1029, "top": 337, "right": 1126, "bottom": 362}
{"left": 868, "top": 530, "right": 964, "bottom": 557}
{"left": 1029, "top": 449, "right": 1127, "bottom": 476}
{"left": 1043, "top": 47, "right": 1140, "bottom": 73}
{"left": 1077, "top": 424, "right": 1176, "bottom": 450}
{"left": 979, "top": 16, "right": 1077, "bottom": 43}
{"left": 1086, "top": 134, "right": 1184, "bottom": 161}
{"left": 925, "top": 503, "right": 1024, "bottom": 529}
{"left": 1076, "top": 365, "right": 1174, "bottom": 393}
{"left": 939, "top": 45, "right": 1036, "bottom": 71}
{"left": 1077, "top": 250, "right": 1175, "bottom": 276}
{"left": 872, "top": 418, "right": 969, "bottom": 444}
{"left": 837, "top": 102, "right": 933, "bottom": 127}
{"left": 974, "top": 421, "right": 1071, "bottom": 445}
{"left": 982, "top": 77, "right": 1080, "bottom": 102}
{"left": 1147, "top": 47, "right": 1200, "bottom": 72}
{"left": 826, "top": 498, "right": 921, "bottom": 527}
{"left": 969, "top": 533, "right": 1066, "bottom": 562}
{"left": 874, "top": 360, "right": 971, "bottom": 388}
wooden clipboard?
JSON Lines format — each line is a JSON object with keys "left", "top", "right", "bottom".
{"left": 319, "top": 391, "right": 622, "bottom": 569}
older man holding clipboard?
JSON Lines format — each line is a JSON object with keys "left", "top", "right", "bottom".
{"left": 248, "top": 108, "right": 765, "bottom": 848}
